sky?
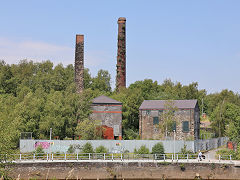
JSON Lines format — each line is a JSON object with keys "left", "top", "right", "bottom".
{"left": 0, "top": 0, "right": 240, "bottom": 94}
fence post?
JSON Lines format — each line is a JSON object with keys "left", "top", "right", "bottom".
{"left": 187, "top": 154, "right": 188, "bottom": 162}
{"left": 89, "top": 153, "right": 91, "bottom": 160}
{"left": 172, "top": 154, "right": 173, "bottom": 162}
{"left": 154, "top": 154, "right": 156, "bottom": 160}
{"left": 65, "top": 153, "right": 66, "bottom": 161}
{"left": 230, "top": 155, "right": 232, "bottom": 162}
{"left": 112, "top": 153, "right": 114, "bottom": 161}
{"left": 219, "top": 155, "right": 221, "bottom": 162}
{"left": 52, "top": 153, "right": 53, "bottom": 161}
{"left": 33, "top": 153, "right": 35, "bottom": 161}
{"left": 77, "top": 153, "right": 78, "bottom": 161}
{"left": 164, "top": 154, "right": 165, "bottom": 162}
{"left": 47, "top": 154, "right": 48, "bottom": 161}
{"left": 20, "top": 154, "right": 21, "bottom": 162}
{"left": 121, "top": 153, "right": 122, "bottom": 161}
{"left": 177, "top": 154, "right": 178, "bottom": 162}
{"left": 104, "top": 153, "right": 105, "bottom": 160}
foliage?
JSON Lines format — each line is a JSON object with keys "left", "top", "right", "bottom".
{"left": 75, "top": 119, "right": 103, "bottom": 140}
{"left": 134, "top": 145, "right": 150, "bottom": 154}
{"left": 95, "top": 145, "right": 108, "bottom": 153}
{"left": 152, "top": 143, "right": 164, "bottom": 154}
{"left": 0, "top": 60, "right": 240, "bottom": 152}
{"left": 35, "top": 145, "right": 45, "bottom": 158}
{"left": 158, "top": 100, "right": 178, "bottom": 138}
{"left": 81, "top": 143, "right": 94, "bottom": 153}
{"left": 123, "top": 128, "right": 139, "bottom": 140}
{"left": 216, "top": 148, "right": 237, "bottom": 160}
{"left": 179, "top": 163, "right": 185, "bottom": 171}
{"left": 67, "top": 145, "right": 75, "bottom": 153}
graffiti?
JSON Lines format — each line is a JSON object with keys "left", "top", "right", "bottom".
{"left": 35, "top": 142, "right": 50, "bottom": 149}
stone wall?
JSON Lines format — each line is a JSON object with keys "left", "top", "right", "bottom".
{"left": 139, "top": 108, "right": 200, "bottom": 140}
{"left": 8, "top": 162, "right": 240, "bottom": 179}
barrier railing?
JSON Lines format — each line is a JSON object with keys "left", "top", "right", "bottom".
{"left": 0, "top": 153, "right": 234, "bottom": 163}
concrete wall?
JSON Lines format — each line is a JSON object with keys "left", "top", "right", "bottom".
{"left": 20, "top": 137, "right": 227, "bottom": 154}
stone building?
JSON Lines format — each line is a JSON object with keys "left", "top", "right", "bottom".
{"left": 90, "top": 95, "right": 122, "bottom": 140}
{"left": 139, "top": 100, "right": 200, "bottom": 140}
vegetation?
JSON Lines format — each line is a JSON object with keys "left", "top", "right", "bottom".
{"left": 152, "top": 143, "right": 164, "bottom": 154}
{"left": 0, "top": 60, "right": 240, "bottom": 155}
{"left": 134, "top": 145, "right": 150, "bottom": 154}
{"left": 81, "top": 143, "right": 94, "bottom": 154}
{"left": 35, "top": 145, "right": 45, "bottom": 158}
{"left": 95, "top": 145, "right": 108, "bottom": 153}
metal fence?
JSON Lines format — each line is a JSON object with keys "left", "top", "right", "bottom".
{"left": 20, "top": 137, "right": 228, "bottom": 154}
{"left": 0, "top": 153, "right": 234, "bottom": 163}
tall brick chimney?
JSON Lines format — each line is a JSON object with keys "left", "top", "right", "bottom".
{"left": 75, "top": 34, "right": 84, "bottom": 94}
{"left": 116, "top": 17, "right": 126, "bottom": 91}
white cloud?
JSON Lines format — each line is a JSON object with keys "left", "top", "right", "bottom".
{"left": 0, "top": 37, "right": 109, "bottom": 67}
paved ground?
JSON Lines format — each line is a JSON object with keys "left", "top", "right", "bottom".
{"left": 203, "top": 147, "right": 224, "bottom": 160}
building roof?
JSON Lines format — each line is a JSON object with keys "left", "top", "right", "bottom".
{"left": 91, "top": 95, "right": 122, "bottom": 104}
{"left": 139, "top": 100, "right": 198, "bottom": 110}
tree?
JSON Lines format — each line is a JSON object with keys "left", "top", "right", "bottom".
{"left": 158, "top": 100, "right": 178, "bottom": 139}
{"left": 91, "top": 69, "right": 111, "bottom": 92}
{"left": 82, "top": 142, "right": 94, "bottom": 153}
{"left": 152, "top": 143, "right": 164, "bottom": 154}
{"left": 75, "top": 119, "right": 103, "bottom": 140}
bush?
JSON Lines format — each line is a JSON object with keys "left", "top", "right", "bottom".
{"left": 134, "top": 145, "right": 150, "bottom": 154}
{"left": 35, "top": 145, "right": 45, "bottom": 158}
{"left": 67, "top": 145, "right": 75, "bottom": 153}
{"left": 95, "top": 145, "right": 108, "bottom": 153}
{"left": 81, "top": 142, "right": 94, "bottom": 154}
{"left": 216, "top": 148, "right": 236, "bottom": 160}
{"left": 152, "top": 143, "right": 164, "bottom": 154}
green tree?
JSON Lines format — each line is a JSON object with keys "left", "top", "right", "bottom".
{"left": 75, "top": 119, "right": 103, "bottom": 140}
{"left": 82, "top": 142, "right": 94, "bottom": 153}
{"left": 91, "top": 69, "right": 111, "bottom": 92}
{"left": 158, "top": 100, "right": 178, "bottom": 139}
{"left": 152, "top": 143, "right": 164, "bottom": 154}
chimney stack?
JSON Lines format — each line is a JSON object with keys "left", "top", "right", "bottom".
{"left": 75, "top": 34, "right": 84, "bottom": 94}
{"left": 116, "top": 17, "right": 126, "bottom": 91}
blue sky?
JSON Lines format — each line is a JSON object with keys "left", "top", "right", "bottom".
{"left": 0, "top": 1, "right": 240, "bottom": 94}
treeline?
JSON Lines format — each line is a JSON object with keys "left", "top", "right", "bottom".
{"left": 0, "top": 60, "right": 240, "bottom": 153}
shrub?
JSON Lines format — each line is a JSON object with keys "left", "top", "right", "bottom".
{"left": 179, "top": 144, "right": 194, "bottom": 159}
{"left": 152, "top": 143, "right": 164, "bottom": 154}
{"left": 134, "top": 145, "right": 150, "bottom": 154}
{"left": 81, "top": 142, "right": 94, "bottom": 154}
{"left": 216, "top": 148, "right": 236, "bottom": 160}
{"left": 95, "top": 145, "right": 108, "bottom": 153}
{"left": 35, "top": 145, "right": 44, "bottom": 158}
{"left": 179, "top": 163, "right": 185, "bottom": 171}
{"left": 67, "top": 145, "right": 75, "bottom": 153}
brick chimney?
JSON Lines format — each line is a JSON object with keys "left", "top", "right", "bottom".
{"left": 116, "top": 17, "right": 126, "bottom": 91}
{"left": 75, "top": 34, "right": 84, "bottom": 94}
